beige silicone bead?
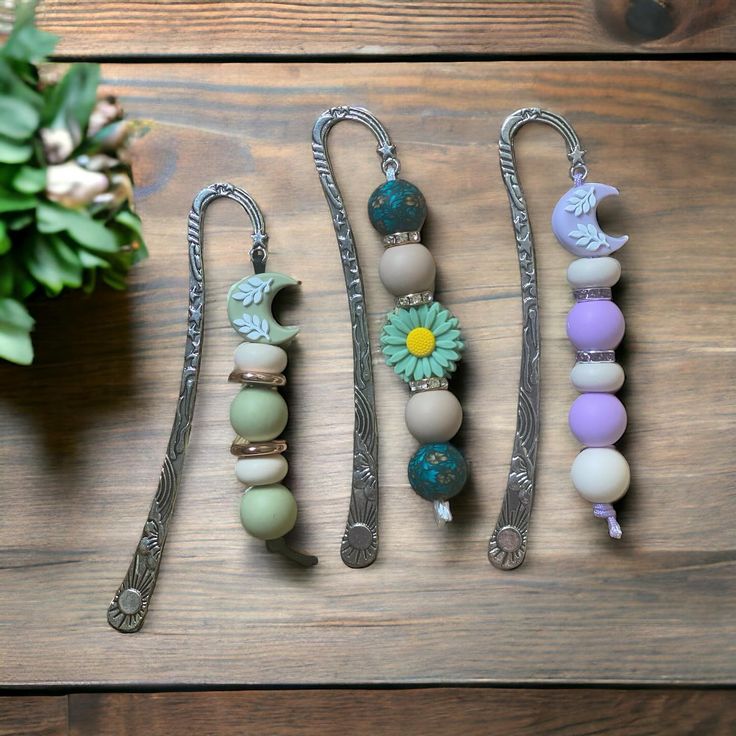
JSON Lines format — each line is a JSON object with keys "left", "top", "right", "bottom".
{"left": 571, "top": 447, "right": 630, "bottom": 503}
{"left": 235, "top": 455, "right": 288, "bottom": 486}
{"left": 567, "top": 257, "right": 621, "bottom": 288}
{"left": 570, "top": 361, "right": 625, "bottom": 393}
{"left": 405, "top": 389, "right": 463, "bottom": 443}
{"left": 234, "top": 342, "right": 288, "bottom": 374}
{"left": 378, "top": 242, "right": 436, "bottom": 296}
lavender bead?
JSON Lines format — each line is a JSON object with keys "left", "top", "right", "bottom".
{"left": 569, "top": 393, "right": 627, "bottom": 447}
{"left": 566, "top": 300, "right": 625, "bottom": 350}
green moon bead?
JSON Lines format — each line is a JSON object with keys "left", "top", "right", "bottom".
{"left": 227, "top": 271, "right": 300, "bottom": 346}
{"left": 240, "top": 484, "right": 298, "bottom": 540}
{"left": 229, "top": 387, "right": 288, "bottom": 441}
{"left": 367, "top": 179, "right": 427, "bottom": 236}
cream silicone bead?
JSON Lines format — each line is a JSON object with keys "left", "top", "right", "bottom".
{"left": 235, "top": 455, "right": 288, "bottom": 486}
{"left": 378, "top": 242, "right": 436, "bottom": 296}
{"left": 234, "top": 342, "right": 288, "bottom": 374}
{"left": 567, "top": 256, "right": 621, "bottom": 288}
{"left": 571, "top": 447, "right": 630, "bottom": 503}
{"left": 405, "top": 389, "right": 463, "bottom": 443}
{"left": 570, "top": 361, "right": 625, "bottom": 393}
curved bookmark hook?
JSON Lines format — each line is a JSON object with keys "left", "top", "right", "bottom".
{"left": 108, "top": 183, "right": 268, "bottom": 632}
{"left": 311, "top": 106, "right": 399, "bottom": 568}
{"left": 488, "top": 109, "right": 585, "bottom": 571}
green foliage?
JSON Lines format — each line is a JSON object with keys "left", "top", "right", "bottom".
{"left": 0, "top": 1, "right": 148, "bottom": 364}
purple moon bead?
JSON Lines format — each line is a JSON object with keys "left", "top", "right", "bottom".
{"left": 566, "top": 300, "right": 625, "bottom": 350}
{"left": 569, "top": 393, "right": 627, "bottom": 447}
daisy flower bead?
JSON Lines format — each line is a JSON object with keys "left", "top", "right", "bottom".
{"left": 380, "top": 301, "right": 464, "bottom": 383}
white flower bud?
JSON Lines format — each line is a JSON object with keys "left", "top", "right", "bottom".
{"left": 46, "top": 162, "right": 109, "bottom": 208}
{"left": 41, "top": 127, "right": 75, "bottom": 164}
{"left": 88, "top": 98, "right": 123, "bottom": 137}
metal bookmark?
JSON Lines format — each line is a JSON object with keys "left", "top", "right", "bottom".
{"left": 107, "top": 183, "right": 268, "bottom": 632}
{"left": 488, "top": 108, "right": 585, "bottom": 570}
{"left": 312, "top": 106, "right": 400, "bottom": 568}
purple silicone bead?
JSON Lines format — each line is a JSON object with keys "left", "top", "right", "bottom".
{"left": 566, "top": 300, "right": 625, "bottom": 350}
{"left": 568, "top": 393, "right": 627, "bottom": 447}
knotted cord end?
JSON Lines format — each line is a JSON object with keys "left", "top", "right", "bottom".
{"left": 593, "top": 503, "right": 622, "bottom": 539}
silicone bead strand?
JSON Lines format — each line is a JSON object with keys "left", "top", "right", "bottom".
{"left": 564, "top": 255, "right": 630, "bottom": 538}
{"left": 369, "top": 178, "right": 468, "bottom": 524}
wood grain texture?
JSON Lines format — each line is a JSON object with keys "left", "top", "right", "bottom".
{"left": 66, "top": 689, "right": 736, "bottom": 736}
{"left": 0, "top": 697, "right": 67, "bottom": 736}
{"left": 0, "top": 60, "right": 735, "bottom": 687}
{"left": 30, "top": 1, "right": 736, "bottom": 58}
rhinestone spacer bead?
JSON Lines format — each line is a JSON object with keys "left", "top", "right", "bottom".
{"left": 396, "top": 291, "right": 434, "bottom": 308}
{"left": 383, "top": 230, "right": 421, "bottom": 247}
{"left": 573, "top": 287, "right": 612, "bottom": 301}
{"left": 575, "top": 350, "right": 616, "bottom": 363}
{"left": 409, "top": 376, "right": 449, "bottom": 393}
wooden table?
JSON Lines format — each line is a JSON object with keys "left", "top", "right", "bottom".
{"left": 1, "top": 2, "right": 735, "bottom": 734}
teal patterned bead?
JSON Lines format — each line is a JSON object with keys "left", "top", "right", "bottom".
{"left": 408, "top": 442, "right": 467, "bottom": 501}
{"left": 367, "top": 179, "right": 427, "bottom": 236}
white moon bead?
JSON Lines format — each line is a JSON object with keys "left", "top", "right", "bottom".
{"left": 234, "top": 342, "right": 288, "bottom": 374}
{"left": 571, "top": 447, "right": 630, "bottom": 503}
{"left": 378, "top": 243, "right": 436, "bottom": 297}
{"left": 405, "top": 389, "right": 463, "bottom": 443}
{"left": 570, "top": 361, "right": 625, "bottom": 393}
{"left": 235, "top": 455, "right": 288, "bottom": 486}
{"left": 567, "top": 257, "right": 621, "bottom": 288}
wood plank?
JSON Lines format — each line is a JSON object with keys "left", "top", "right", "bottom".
{"left": 67, "top": 689, "right": 736, "bottom": 736}
{"left": 0, "top": 60, "right": 735, "bottom": 687}
{"left": 0, "top": 697, "right": 67, "bottom": 736}
{"left": 25, "top": 1, "right": 736, "bottom": 58}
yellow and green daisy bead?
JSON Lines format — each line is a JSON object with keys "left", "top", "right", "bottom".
{"left": 380, "top": 301, "right": 464, "bottom": 382}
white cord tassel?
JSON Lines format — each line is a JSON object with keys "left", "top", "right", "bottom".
{"left": 433, "top": 500, "right": 452, "bottom": 525}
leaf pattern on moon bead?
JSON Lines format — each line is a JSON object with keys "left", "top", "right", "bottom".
{"left": 231, "top": 276, "right": 273, "bottom": 307}
{"left": 564, "top": 186, "right": 596, "bottom": 216}
{"left": 568, "top": 222, "right": 609, "bottom": 251}
{"left": 234, "top": 312, "right": 271, "bottom": 341}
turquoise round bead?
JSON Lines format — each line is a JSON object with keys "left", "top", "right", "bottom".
{"left": 367, "top": 179, "right": 427, "bottom": 236}
{"left": 408, "top": 442, "right": 467, "bottom": 502}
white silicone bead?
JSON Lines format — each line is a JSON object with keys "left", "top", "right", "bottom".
{"left": 405, "top": 389, "right": 463, "bottom": 443}
{"left": 234, "top": 343, "right": 288, "bottom": 374}
{"left": 567, "top": 257, "right": 621, "bottom": 288}
{"left": 378, "top": 243, "right": 436, "bottom": 297}
{"left": 571, "top": 447, "right": 630, "bottom": 504}
{"left": 235, "top": 455, "right": 288, "bottom": 486}
{"left": 570, "top": 362, "right": 625, "bottom": 393}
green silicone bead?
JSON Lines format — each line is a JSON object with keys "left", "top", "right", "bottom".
{"left": 240, "top": 484, "right": 298, "bottom": 540}
{"left": 229, "top": 387, "right": 288, "bottom": 441}
{"left": 367, "top": 179, "right": 427, "bottom": 236}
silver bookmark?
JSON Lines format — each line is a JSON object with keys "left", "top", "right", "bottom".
{"left": 312, "top": 107, "right": 400, "bottom": 568}
{"left": 488, "top": 109, "right": 585, "bottom": 570}
{"left": 108, "top": 183, "right": 268, "bottom": 632}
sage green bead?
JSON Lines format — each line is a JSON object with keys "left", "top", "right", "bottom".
{"left": 229, "top": 387, "right": 288, "bottom": 441}
{"left": 240, "top": 484, "right": 298, "bottom": 540}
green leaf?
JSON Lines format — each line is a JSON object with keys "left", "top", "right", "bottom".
{"left": 0, "top": 59, "right": 44, "bottom": 112}
{"left": 37, "top": 202, "right": 119, "bottom": 252}
{"left": 13, "top": 166, "right": 46, "bottom": 194}
{"left": 0, "top": 135, "right": 32, "bottom": 164}
{"left": 26, "top": 233, "right": 82, "bottom": 293}
{"left": 0, "top": 188, "right": 36, "bottom": 212}
{"left": 2, "top": 1, "right": 59, "bottom": 63}
{"left": 7, "top": 212, "right": 34, "bottom": 230}
{"left": 77, "top": 249, "right": 110, "bottom": 269}
{"left": 0, "top": 221, "right": 9, "bottom": 255}
{"left": 114, "top": 209, "right": 145, "bottom": 240}
{"left": 46, "top": 63, "right": 100, "bottom": 135}
{"left": 0, "top": 297, "right": 34, "bottom": 364}
{"left": 0, "top": 96, "right": 40, "bottom": 141}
